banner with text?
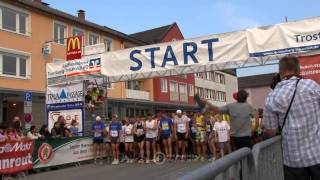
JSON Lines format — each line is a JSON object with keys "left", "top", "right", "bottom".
{"left": 0, "top": 140, "right": 34, "bottom": 174}
{"left": 299, "top": 55, "right": 320, "bottom": 83}
{"left": 33, "top": 137, "right": 94, "bottom": 169}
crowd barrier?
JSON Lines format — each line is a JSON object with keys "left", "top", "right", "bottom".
{"left": 179, "top": 136, "right": 284, "bottom": 180}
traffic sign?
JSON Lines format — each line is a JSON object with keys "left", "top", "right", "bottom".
{"left": 24, "top": 92, "right": 32, "bottom": 102}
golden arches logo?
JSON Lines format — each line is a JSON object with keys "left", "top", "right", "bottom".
{"left": 67, "top": 37, "right": 81, "bottom": 51}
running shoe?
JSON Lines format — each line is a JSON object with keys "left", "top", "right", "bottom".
{"left": 146, "top": 160, "right": 150, "bottom": 164}
{"left": 111, "top": 160, "right": 117, "bottom": 165}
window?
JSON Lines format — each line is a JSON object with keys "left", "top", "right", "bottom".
{"left": 0, "top": 52, "right": 29, "bottom": 78}
{"left": 215, "top": 72, "right": 226, "bottom": 84}
{"left": 72, "top": 27, "right": 85, "bottom": 43}
{"left": 169, "top": 81, "right": 178, "bottom": 92}
{"left": 195, "top": 72, "right": 203, "bottom": 78}
{"left": 195, "top": 87, "right": 204, "bottom": 98}
{"left": 104, "top": 37, "right": 113, "bottom": 52}
{"left": 125, "top": 80, "right": 142, "bottom": 90}
{"left": 216, "top": 91, "right": 226, "bottom": 102}
{"left": 89, "top": 32, "right": 99, "bottom": 45}
{"left": 189, "top": 84, "right": 194, "bottom": 96}
{"left": 0, "top": 5, "right": 29, "bottom": 35}
{"left": 54, "top": 22, "right": 67, "bottom": 44}
{"left": 179, "top": 83, "right": 187, "bottom": 95}
{"left": 160, "top": 78, "right": 167, "bottom": 93}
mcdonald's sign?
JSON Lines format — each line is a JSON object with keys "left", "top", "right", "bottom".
{"left": 66, "top": 36, "right": 82, "bottom": 61}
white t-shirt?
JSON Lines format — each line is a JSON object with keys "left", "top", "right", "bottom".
{"left": 213, "top": 121, "right": 230, "bottom": 142}
{"left": 146, "top": 120, "right": 157, "bottom": 138}
{"left": 123, "top": 124, "right": 134, "bottom": 142}
{"left": 175, "top": 116, "right": 188, "bottom": 133}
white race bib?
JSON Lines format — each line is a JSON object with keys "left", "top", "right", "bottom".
{"left": 110, "top": 130, "right": 118, "bottom": 137}
{"left": 177, "top": 124, "right": 186, "bottom": 133}
{"left": 137, "top": 129, "right": 144, "bottom": 134}
{"left": 94, "top": 132, "right": 101, "bottom": 137}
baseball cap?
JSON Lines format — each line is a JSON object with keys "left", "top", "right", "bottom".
{"left": 96, "top": 116, "right": 101, "bottom": 121}
{"left": 176, "top": 109, "right": 182, "bottom": 114}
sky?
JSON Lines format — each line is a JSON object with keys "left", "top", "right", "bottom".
{"left": 45, "top": 0, "right": 320, "bottom": 76}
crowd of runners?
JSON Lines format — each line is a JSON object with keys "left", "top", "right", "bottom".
{"left": 91, "top": 103, "right": 263, "bottom": 165}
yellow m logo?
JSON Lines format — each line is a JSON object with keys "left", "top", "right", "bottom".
{"left": 67, "top": 37, "right": 81, "bottom": 51}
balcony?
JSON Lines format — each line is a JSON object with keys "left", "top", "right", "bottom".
{"left": 125, "top": 89, "right": 150, "bottom": 101}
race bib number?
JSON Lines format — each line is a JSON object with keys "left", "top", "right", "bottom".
{"left": 162, "top": 122, "right": 169, "bottom": 130}
{"left": 110, "top": 130, "right": 118, "bottom": 137}
{"left": 137, "top": 129, "right": 144, "bottom": 134}
{"left": 191, "top": 127, "right": 197, "bottom": 133}
{"left": 125, "top": 128, "right": 131, "bottom": 134}
{"left": 94, "top": 132, "right": 102, "bottom": 138}
{"left": 177, "top": 124, "right": 186, "bottom": 132}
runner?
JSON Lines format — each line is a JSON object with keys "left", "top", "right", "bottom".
{"left": 188, "top": 113, "right": 197, "bottom": 160}
{"left": 109, "top": 114, "right": 122, "bottom": 165}
{"left": 205, "top": 112, "right": 216, "bottom": 161}
{"left": 123, "top": 118, "right": 134, "bottom": 163}
{"left": 104, "top": 120, "right": 112, "bottom": 163}
{"left": 145, "top": 113, "right": 157, "bottom": 163}
{"left": 174, "top": 110, "right": 189, "bottom": 160}
{"left": 134, "top": 116, "right": 145, "bottom": 163}
{"left": 214, "top": 115, "right": 231, "bottom": 157}
{"left": 155, "top": 112, "right": 162, "bottom": 153}
{"left": 159, "top": 112, "right": 174, "bottom": 160}
{"left": 195, "top": 111, "right": 207, "bottom": 161}
{"left": 92, "top": 116, "right": 105, "bottom": 165}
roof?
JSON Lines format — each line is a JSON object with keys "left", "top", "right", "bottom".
{"left": 13, "top": 0, "right": 145, "bottom": 45}
{"left": 130, "top": 23, "right": 176, "bottom": 44}
{"left": 238, "top": 73, "right": 277, "bottom": 89}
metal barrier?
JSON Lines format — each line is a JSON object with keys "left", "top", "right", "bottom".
{"left": 252, "top": 136, "right": 284, "bottom": 180}
{"left": 178, "top": 136, "right": 284, "bottom": 180}
{"left": 178, "top": 148, "right": 254, "bottom": 180}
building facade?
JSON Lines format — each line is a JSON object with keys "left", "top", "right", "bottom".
{"left": 0, "top": 0, "right": 143, "bottom": 126}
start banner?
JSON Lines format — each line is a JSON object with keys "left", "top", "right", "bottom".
{"left": 0, "top": 140, "right": 34, "bottom": 174}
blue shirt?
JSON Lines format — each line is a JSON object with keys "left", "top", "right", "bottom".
{"left": 159, "top": 118, "right": 173, "bottom": 136}
{"left": 92, "top": 121, "right": 105, "bottom": 139}
{"left": 109, "top": 121, "right": 122, "bottom": 137}
{"left": 69, "top": 126, "right": 78, "bottom": 136}
{"left": 264, "top": 77, "right": 320, "bottom": 167}
{"left": 189, "top": 119, "right": 197, "bottom": 138}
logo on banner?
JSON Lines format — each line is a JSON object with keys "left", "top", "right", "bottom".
{"left": 63, "top": 58, "right": 101, "bottom": 77}
{"left": 46, "top": 83, "right": 83, "bottom": 104}
{"left": 38, "top": 143, "right": 53, "bottom": 163}
{"left": 66, "top": 36, "right": 82, "bottom": 61}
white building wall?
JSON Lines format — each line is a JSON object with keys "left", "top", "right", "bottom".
{"left": 195, "top": 71, "right": 238, "bottom": 107}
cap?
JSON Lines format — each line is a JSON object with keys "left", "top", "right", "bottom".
{"left": 176, "top": 109, "right": 182, "bottom": 114}
{"left": 96, "top": 116, "right": 101, "bottom": 121}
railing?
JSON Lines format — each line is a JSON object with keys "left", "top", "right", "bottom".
{"left": 125, "top": 89, "right": 150, "bottom": 100}
{"left": 178, "top": 148, "right": 253, "bottom": 180}
{"left": 178, "top": 136, "right": 284, "bottom": 180}
{"left": 252, "top": 136, "right": 284, "bottom": 180}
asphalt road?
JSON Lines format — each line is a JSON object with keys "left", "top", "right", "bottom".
{"left": 24, "top": 161, "right": 208, "bottom": 180}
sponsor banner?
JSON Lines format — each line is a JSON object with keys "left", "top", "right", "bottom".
{"left": 299, "top": 55, "right": 320, "bottom": 83}
{"left": 47, "top": 56, "right": 102, "bottom": 82}
{"left": 33, "top": 137, "right": 94, "bottom": 169}
{"left": 66, "top": 36, "right": 82, "bottom": 61}
{"left": 47, "top": 108, "right": 83, "bottom": 135}
{"left": 247, "top": 17, "right": 320, "bottom": 57}
{"left": 46, "top": 83, "right": 83, "bottom": 104}
{"left": 0, "top": 140, "right": 34, "bottom": 174}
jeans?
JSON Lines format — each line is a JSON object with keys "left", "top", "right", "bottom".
{"left": 284, "top": 164, "right": 320, "bottom": 180}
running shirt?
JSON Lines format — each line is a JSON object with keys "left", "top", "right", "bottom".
{"left": 195, "top": 115, "right": 205, "bottom": 132}
{"left": 159, "top": 118, "right": 173, "bottom": 136}
{"left": 146, "top": 119, "right": 157, "bottom": 138}
{"left": 92, "top": 121, "right": 105, "bottom": 139}
{"left": 135, "top": 121, "right": 145, "bottom": 136}
{"left": 189, "top": 119, "right": 197, "bottom": 138}
{"left": 123, "top": 124, "right": 134, "bottom": 142}
{"left": 175, "top": 116, "right": 188, "bottom": 133}
{"left": 213, "top": 121, "right": 230, "bottom": 142}
{"left": 109, "top": 121, "right": 122, "bottom": 138}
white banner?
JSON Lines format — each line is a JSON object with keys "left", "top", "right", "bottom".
{"left": 34, "top": 137, "right": 93, "bottom": 169}
{"left": 46, "top": 17, "right": 320, "bottom": 84}
{"left": 46, "top": 83, "right": 84, "bottom": 104}
{"left": 247, "top": 17, "right": 320, "bottom": 57}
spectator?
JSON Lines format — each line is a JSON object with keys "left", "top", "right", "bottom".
{"left": 264, "top": 56, "right": 320, "bottom": 180}
{"left": 12, "top": 116, "right": 24, "bottom": 137}
{"left": 57, "top": 116, "right": 68, "bottom": 137}
{"left": 0, "top": 123, "right": 7, "bottom": 142}
{"left": 202, "top": 90, "right": 255, "bottom": 150}
{"left": 5, "top": 126, "right": 21, "bottom": 141}
{"left": 69, "top": 120, "right": 79, "bottom": 136}
{"left": 27, "top": 125, "right": 42, "bottom": 140}
{"left": 39, "top": 125, "right": 51, "bottom": 139}
{"left": 214, "top": 115, "right": 231, "bottom": 157}
{"left": 64, "top": 128, "right": 73, "bottom": 138}
{"left": 51, "top": 122, "right": 62, "bottom": 138}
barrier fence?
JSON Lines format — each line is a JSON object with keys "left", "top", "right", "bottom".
{"left": 178, "top": 136, "right": 284, "bottom": 180}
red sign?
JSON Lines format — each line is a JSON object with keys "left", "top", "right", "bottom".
{"left": 24, "top": 113, "right": 32, "bottom": 123}
{"left": 0, "top": 139, "right": 34, "bottom": 175}
{"left": 299, "top": 55, "right": 320, "bottom": 84}
{"left": 38, "top": 143, "right": 53, "bottom": 164}
{"left": 66, "top": 36, "right": 82, "bottom": 61}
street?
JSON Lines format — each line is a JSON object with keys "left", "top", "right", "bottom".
{"left": 25, "top": 161, "right": 207, "bottom": 180}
